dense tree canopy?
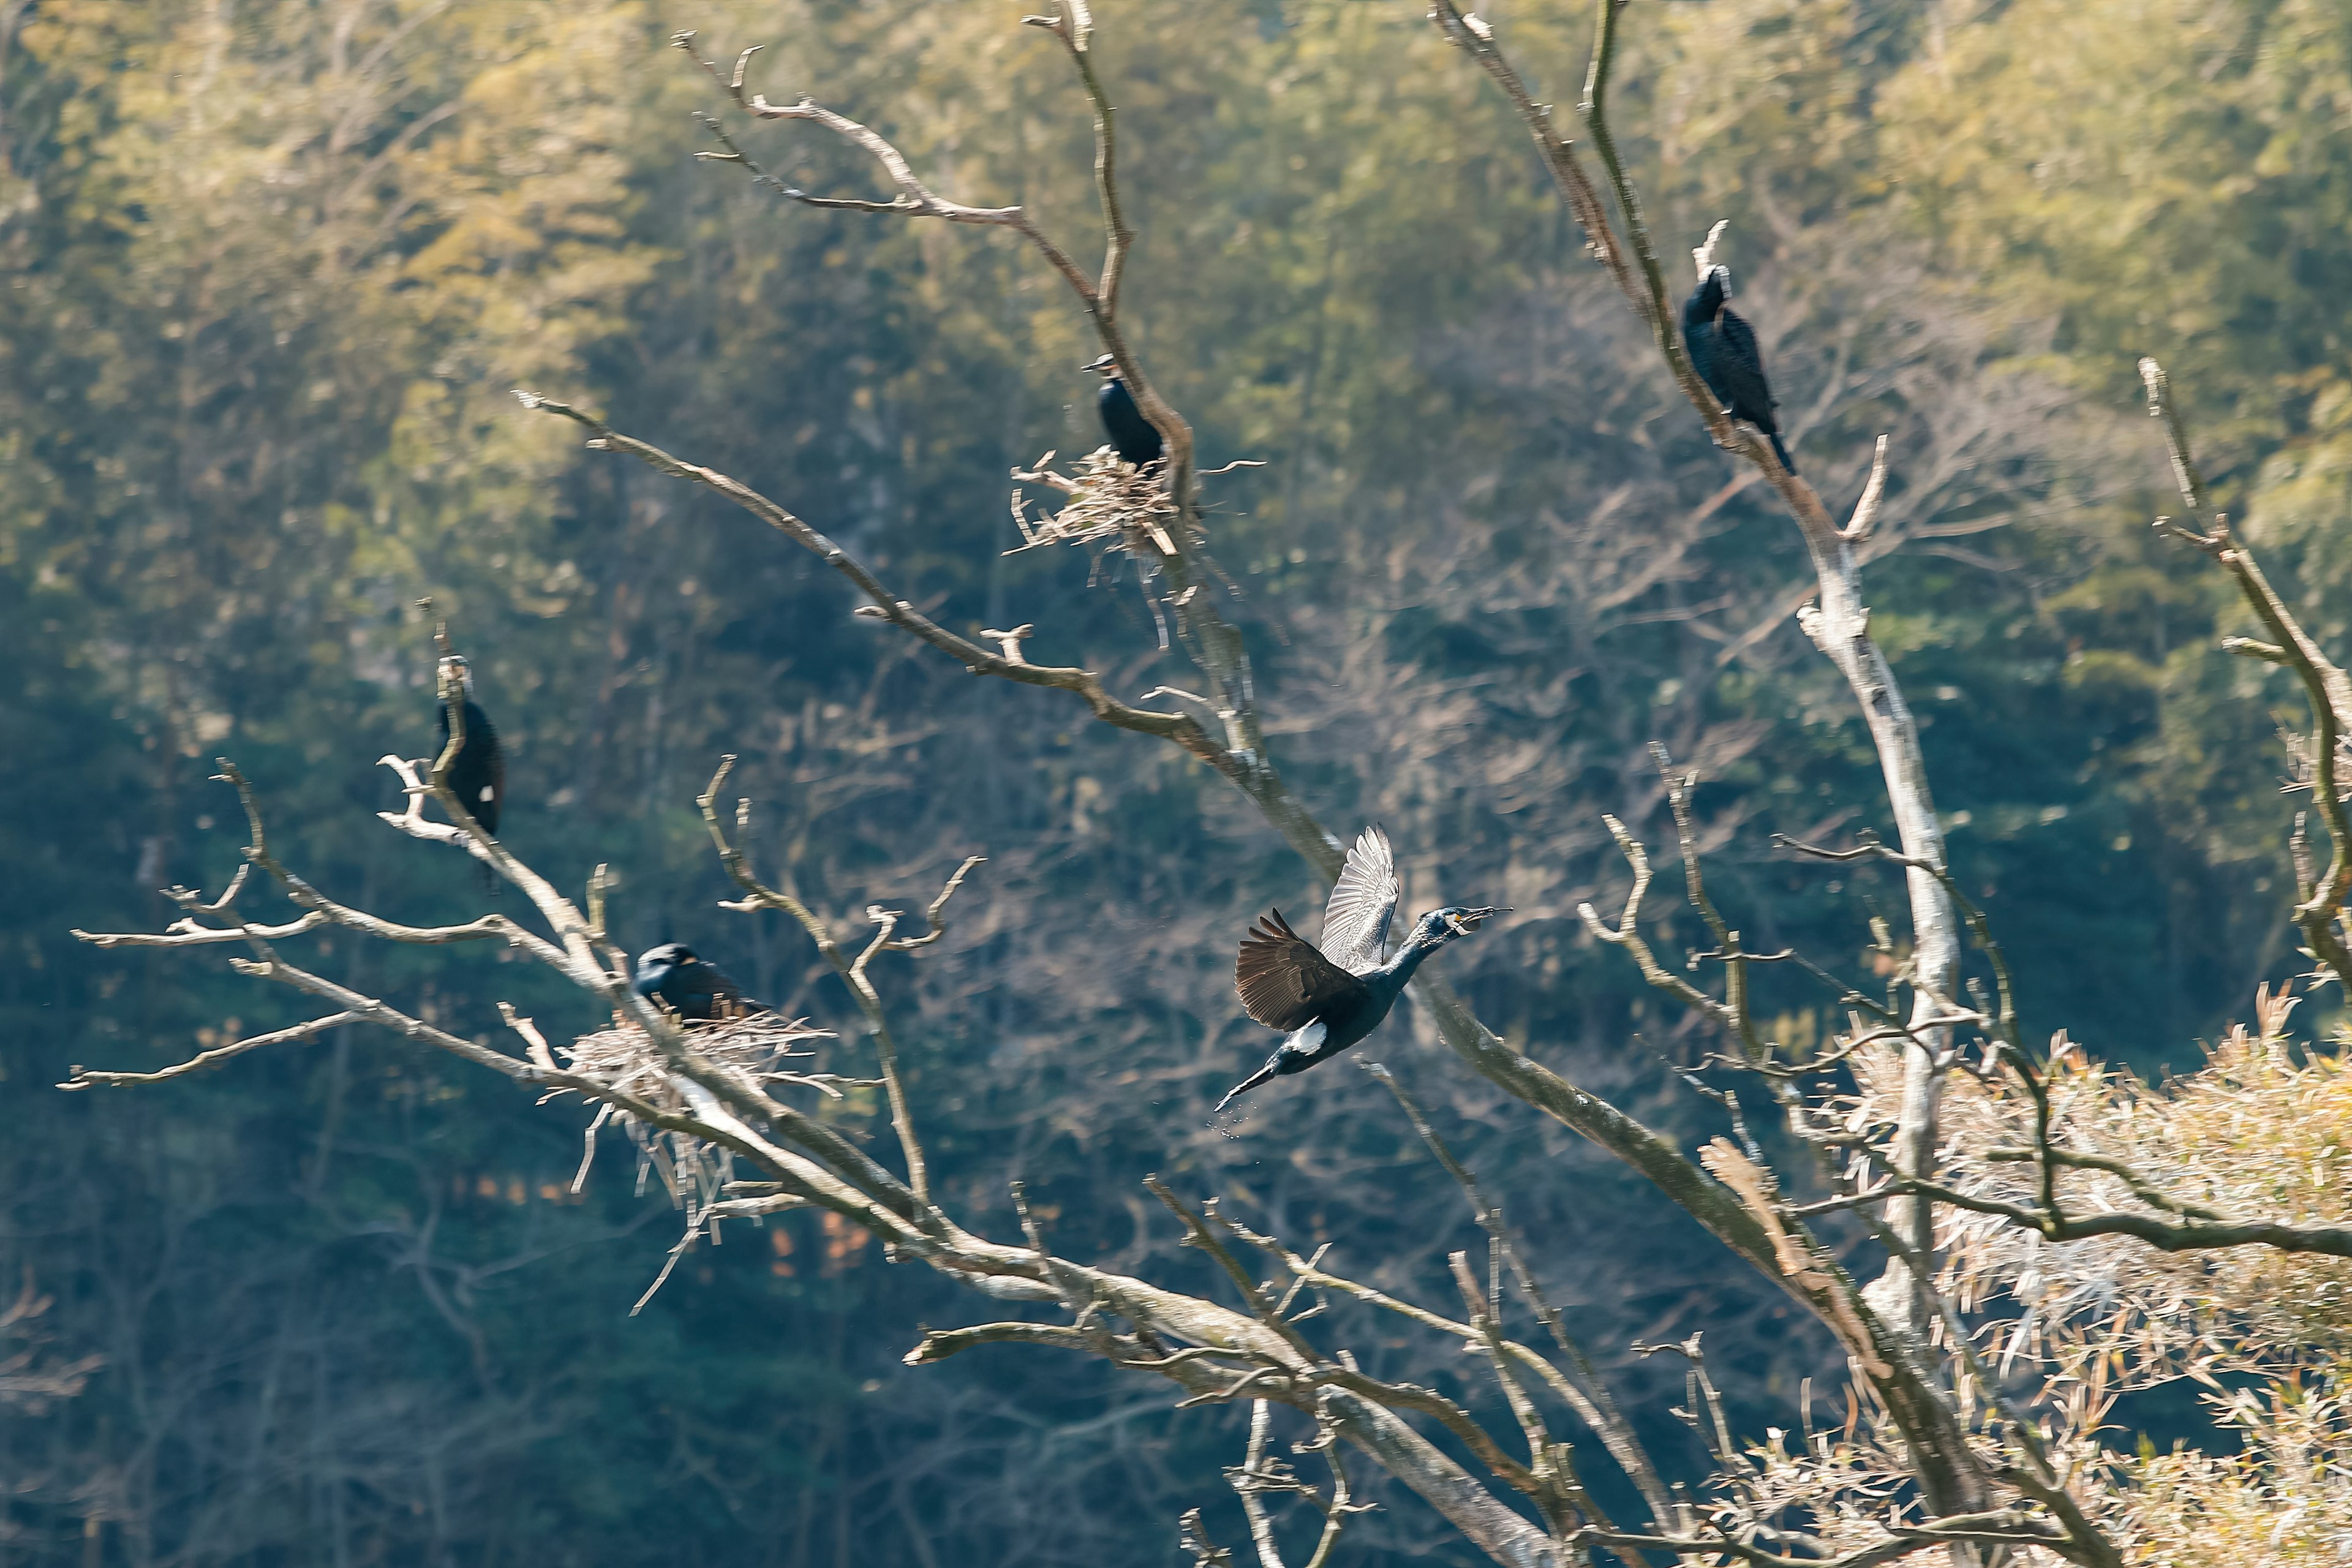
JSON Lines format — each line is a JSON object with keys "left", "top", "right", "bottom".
{"left": 4, "top": 1, "right": 2346, "bottom": 1562}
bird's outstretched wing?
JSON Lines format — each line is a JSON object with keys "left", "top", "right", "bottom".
{"left": 1710, "top": 306, "right": 1779, "bottom": 417}
{"left": 1321, "top": 826, "right": 1399, "bottom": 976}
{"left": 1235, "top": 908, "right": 1366, "bottom": 1031}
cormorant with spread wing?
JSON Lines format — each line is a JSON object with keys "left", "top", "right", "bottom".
{"left": 1219, "top": 827, "right": 1503, "bottom": 1112}
{"left": 435, "top": 655, "right": 504, "bottom": 839}
{"left": 1681, "top": 265, "right": 1796, "bottom": 475}
{"left": 633, "top": 943, "right": 759, "bottom": 1022}
{"left": 1084, "top": 353, "right": 1164, "bottom": 468}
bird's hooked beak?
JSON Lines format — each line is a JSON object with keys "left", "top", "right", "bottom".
{"left": 1080, "top": 352, "right": 1118, "bottom": 376}
{"left": 1442, "top": 907, "right": 1509, "bottom": 937}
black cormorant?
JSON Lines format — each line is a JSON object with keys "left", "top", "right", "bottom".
{"left": 1084, "top": 353, "right": 1163, "bottom": 468}
{"left": 435, "top": 657, "right": 504, "bottom": 839}
{"left": 1681, "top": 265, "right": 1796, "bottom": 475}
{"left": 633, "top": 943, "right": 758, "bottom": 1022}
{"left": 1219, "top": 826, "right": 1502, "bottom": 1112}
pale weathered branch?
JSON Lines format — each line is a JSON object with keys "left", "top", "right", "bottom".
{"left": 1235, "top": 1401, "right": 1288, "bottom": 1568}
{"left": 1845, "top": 435, "right": 1892, "bottom": 543}
{"left": 674, "top": 24, "right": 1198, "bottom": 510}
{"left": 1576, "top": 813, "right": 1741, "bottom": 1033}
{"left": 519, "top": 393, "right": 1235, "bottom": 775}
{"left": 63, "top": 1011, "right": 358, "bottom": 1090}
{"left": 1367, "top": 1063, "right": 1677, "bottom": 1534}
{"left": 695, "top": 754, "right": 952, "bottom": 1211}
{"left": 1447, "top": 1250, "right": 1578, "bottom": 1537}
{"left": 674, "top": 34, "right": 1091, "bottom": 296}
{"left": 2141, "top": 356, "right": 2352, "bottom": 979}
{"left": 55, "top": 753, "right": 1554, "bottom": 1563}
{"left": 74, "top": 910, "right": 325, "bottom": 949}
{"left": 1430, "top": 0, "right": 1964, "bottom": 1362}
{"left": 1427, "top": 1, "right": 1640, "bottom": 314}
{"left": 1771, "top": 832, "right": 2021, "bottom": 1055}
{"left": 634, "top": 12, "right": 2005, "bottom": 1542}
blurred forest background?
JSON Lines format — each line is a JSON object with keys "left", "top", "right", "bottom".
{"left": 3, "top": 0, "right": 2350, "bottom": 1562}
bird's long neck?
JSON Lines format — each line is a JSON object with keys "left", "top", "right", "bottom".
{"left": 1371, "top": 934, "right": 1442, "bottom": 991}
{"left": 1684, "top": 273, "right": 1725, "bottom": 329}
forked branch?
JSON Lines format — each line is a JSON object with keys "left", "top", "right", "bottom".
{"left": 2141, "top": 356, "right": 2352, "bottom": 980}
{"left": 1431, "top": 0, "right": 1963, "bottom": 1356}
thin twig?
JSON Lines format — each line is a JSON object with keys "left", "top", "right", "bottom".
{"left": 63, "top": 1012, "right": 358, "bottom": 1088}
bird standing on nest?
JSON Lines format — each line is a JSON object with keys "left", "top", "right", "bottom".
{"left": 1681, "top": 265, "right": 1796, "bottom": 475}
{"left": 1220, "top": 827, "right": 1504, "bottom": 1112}
{"left": 633, "top": 943, "right": 758, "bottom": 1022}
{"left": 1084, "top": 353, "right": 1163, "bottom": 469}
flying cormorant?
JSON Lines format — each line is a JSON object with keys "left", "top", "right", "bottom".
{"left": 1219, "top": 826, "right": 1503, "bottom": 1112}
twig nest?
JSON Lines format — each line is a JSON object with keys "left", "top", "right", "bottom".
{"left": 565, "top": 1009, "right": 832, "bottom": 1104}
{"left": 562, "top": 1011, "right": 835, "bottom": 1214}
{"left": 1010, "top": 446, "right": 1186, "bottom": 560}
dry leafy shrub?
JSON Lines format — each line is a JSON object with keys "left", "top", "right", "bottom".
{"left": 1834, "top": 990, "right": 2352, "bottom": 1388}
{"left": 1706, "top": 1409, "right": 1945, "bottom": 1559}
{"left": 2090, "top": 1379, "right": 2352, "bottom": 1568}
{"left": 1706, "top": 1378, "right": 2352, "bottom": 1567}
{"left": 1682, "top": 1379, "right": 2106, "bottom": 1567}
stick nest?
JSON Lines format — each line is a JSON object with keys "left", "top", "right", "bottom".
{"left": 566, "top": 1009, "right": 834, "bottom": 1101}
{"left": 1011, "top": 446, "right": 1188, "bottom": 559}
{"left": 563, "top": 1011, "right": 836, "bottom": 1213}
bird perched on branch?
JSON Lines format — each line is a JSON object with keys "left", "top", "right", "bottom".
{"left": 435, "top": 656, "right": 504, "bottom": 840}
{"left": 1219, "top": 827, "right": 1503, "bottom": 1112}
{"left": 1681, "top": 265, "right": 1796, "bottom": 475}
{"left": 1084, "top": 353, "right": 1163, "bottom": 468}
{"left": 633, "top": 943, "right": 758, "bottom": 1022}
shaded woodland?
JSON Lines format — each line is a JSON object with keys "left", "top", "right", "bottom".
{"left": 6, "top": 1, "right": 2352, "bottom": 1562}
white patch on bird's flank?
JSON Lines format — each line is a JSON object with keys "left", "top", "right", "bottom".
{"left": 1289, "top": 1020, "right": 1327, "bottom": 1052}
{"left": 479, "top": 786, "right": 494, "bottom": 802}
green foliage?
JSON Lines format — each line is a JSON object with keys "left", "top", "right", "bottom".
{"left": 3, "top": 0, "right": 2345, "bottom": 1561}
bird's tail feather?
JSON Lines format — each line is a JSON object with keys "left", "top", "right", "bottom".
{"left": 1768, "top": 432, "right": 1797, "bottom": 475}
{"left": 1215, "top": 1058, "right": 1281, "bottom": 1115}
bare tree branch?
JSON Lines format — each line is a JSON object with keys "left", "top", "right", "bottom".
{"left": 1433, "top": 0, "right": 1963, "bottom": 1355}
{"left": 63, "top": 1012, "right": 358, "bottom": 1090}
{"left": 2141, "top": 356, "right": 2352, "bottom": 981}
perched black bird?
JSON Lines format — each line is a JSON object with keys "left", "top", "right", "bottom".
{"left": 1681, "top": 265, "right": 1796, "bottom": 475}
{"left": 633, "top": 943, "right": 758, "bottom": 1022}
{"left": 1218, "top": 827, "right": 1504, "bottom": 1112}
{"left": 1084, "top": 353, "right": 1163, "bottom": 468}
{"left": 434, "top": 655, "right": 504, "bottom": 839}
